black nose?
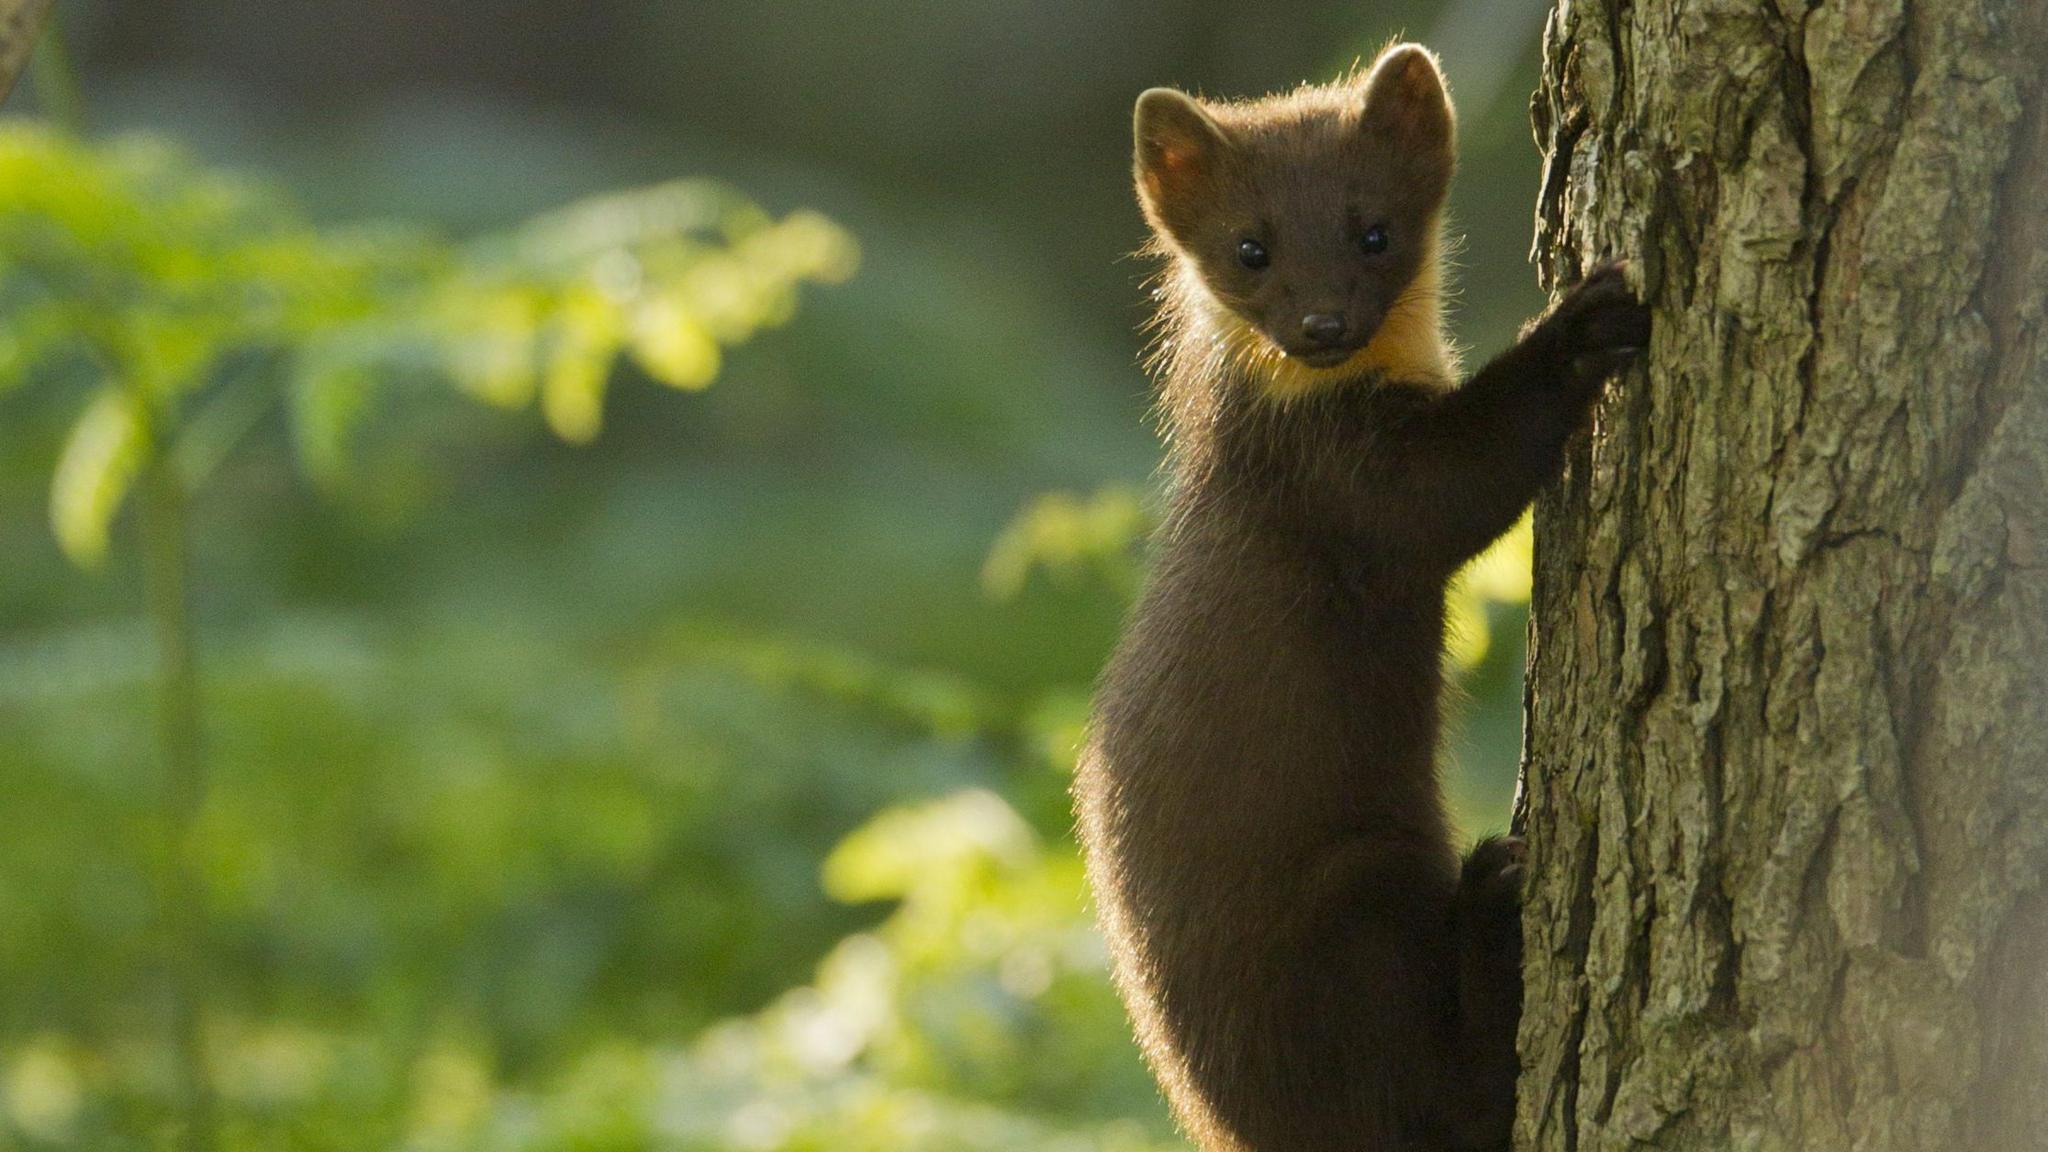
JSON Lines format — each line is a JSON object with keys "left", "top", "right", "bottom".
{"left": 1301, "top": 313, "right": 1347, "bottom": 345}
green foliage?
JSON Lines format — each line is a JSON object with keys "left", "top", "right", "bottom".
{"left": 0, "top": 738, "right": 1171, "bottom": 1150}
{"left": 435, "top": 791, "right": 1178, "bottom": 1152}
{"left": 0, "top": 122, "right": 1178, "bottom": 1152}
{"left": 0, "top": 124, "right": 857, "bottom": 563}
{"left": 46, "top": 386, "right": 140, "bottom": 563}
{"left": 982, "top": 487, "right": 1149, "bottom": 602}
{"left": 1450, "top": 512, "right": 1533, "bottom": 670}
{"left": 0, "top": 50, "right": 1537, "bottom": 1151}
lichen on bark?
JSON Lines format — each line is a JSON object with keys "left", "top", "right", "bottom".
{"left": 1516, "top": 0, "right": 2048, "bottom": 1148}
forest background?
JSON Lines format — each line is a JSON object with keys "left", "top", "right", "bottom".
{"left": 0, "top": 3, "right": 1554, "bottom": 1148}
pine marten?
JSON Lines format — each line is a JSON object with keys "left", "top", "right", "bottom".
{"left": 1075, "top": 43, "right": 1650, "bottom": 1152}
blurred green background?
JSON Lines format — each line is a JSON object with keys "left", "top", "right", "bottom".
{"left": 0, "top": 2, "right": 1551, "bottom": 1149}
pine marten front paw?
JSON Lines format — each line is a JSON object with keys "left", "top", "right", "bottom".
{"left": 1546, "top": 262, "right": 1652, "bottom": 381}
{"left": 1456, "top": 835, "right": 1527, "bottom": 967}
{"left": 1459, "top": 835, "right": 1526, "bottom": 922}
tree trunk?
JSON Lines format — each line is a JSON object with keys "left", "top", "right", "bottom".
{"left": 1515, "top": 1, "right": 2048, "bottom": 1149}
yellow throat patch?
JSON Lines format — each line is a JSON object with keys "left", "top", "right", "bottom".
{"left": 1194, "top": 239, "right": 1457, "bottom": 402}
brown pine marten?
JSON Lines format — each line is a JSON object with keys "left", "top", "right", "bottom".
{"left": 1075, "top": 43, "right": 1649, "bottom": 1152}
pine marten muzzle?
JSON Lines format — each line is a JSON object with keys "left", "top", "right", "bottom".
{"left": 1078, "top": 43, "right": 1650, "bottom": 1152}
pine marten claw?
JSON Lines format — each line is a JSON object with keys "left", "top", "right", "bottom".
{"left": 1551, "top": 263, "right": 1652, "bottom": 378}
{"left": 1461, "top": 835, "right": 1528, "bottom": 905}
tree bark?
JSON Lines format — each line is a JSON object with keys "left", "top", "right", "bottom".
{"left": 1516, "top": 1, "right": 2048, "bottom": 1149}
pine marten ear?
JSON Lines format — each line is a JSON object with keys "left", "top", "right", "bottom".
{"left": 1134, "top": 88, "right": 1230, "bottom": 243}
{"left": 1357, "top": 44, "right": 1456, "bottom": 195}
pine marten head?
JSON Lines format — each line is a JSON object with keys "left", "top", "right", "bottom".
{"left": 1135, "top": 44, "right": 1458, "bottom": 399}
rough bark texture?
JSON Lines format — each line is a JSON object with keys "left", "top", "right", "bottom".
{"left": 1515, "top": 1, "right": 2048, "bottom": 1149}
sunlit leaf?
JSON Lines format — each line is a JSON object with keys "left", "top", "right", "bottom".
{"left": 1441, "top": 513, "right": 1535, "bottom": 670}
{"left": 822, "top": 791, "right": 1035, "bottom": 905}
{"left": 406, "top": 1045, "right": 494, "bottom": 1144}
{"left": 0, "top": 122, "right": 859, "bottom": 522}
{"left": 630, "top": 291, "right": 721, "bottom": 390}
{"left": 1460, "top": 512, "right": 1533, "bottom": 604}
{"left": 540, "top": 291, "right": 621, "bottom": 444}
{"left": 762, "top": 210, "right": 862, "bottom": 285}
{"left": 982, "top": 487, "right": 1149, "bottom": 600}
{"left": 442, "top": 289, "right": 542, "bottom": 409}
{"left": 48, "top": 388, "right": 144, "bottom": 568}
{"left": 678, "top": 252, "right": 769, "bottom": 343}
{"left": 120, "top": 311, "right": 219, "bottom": 399}
{"left": 2, "top": 1037, "right": 84, "bottom": 1144}
{"left": 502, "top": 178, "right": 740, "bottom": 269}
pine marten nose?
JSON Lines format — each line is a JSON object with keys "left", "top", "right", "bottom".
{"left": 1301, "top": 313, "right": 1347, "bottom": 345}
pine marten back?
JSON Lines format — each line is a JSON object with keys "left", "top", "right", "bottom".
{"left": 1075, "top": 44, "right": 1650, "bottom": 1152}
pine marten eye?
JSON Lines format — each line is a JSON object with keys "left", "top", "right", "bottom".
{"left": 1237, "top": 238, "right": 1270, "bottom": 270}
{"left": 1359, "top": 224, "right": 1390, "bottom": 255}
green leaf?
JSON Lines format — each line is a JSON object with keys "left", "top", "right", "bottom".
{"left": 289, "top": 356, "right": 375, "bottom": 487}
{"left": 981, "top": 487, "right": 1149, "bottom": 600}
{"left": 540, "top": 290, "right": 621, "bottom": 444}
{"left": 442, "top": 290, "right": 541, "bottom": 409}
{"left": 1, "top": 124, "right": 858, "bottom": 511}
{"left": 0, "top": 304, "right": 73, "bottom": 394}
{"left": 1459, "top": 512, "right": 1533, "bottom": 604}
{"left": 822, "top": 791, "right": 1035, "bottom": 905}
{"left": 48, "top": 388, "right": 144, "bottom": 568}
{"left": 629, "top": 292, "right": 720, "bottom": 390}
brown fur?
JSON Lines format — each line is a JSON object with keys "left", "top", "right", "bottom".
{"left": 1077, "top": 43, "right": 1651, "bottom": 1152}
